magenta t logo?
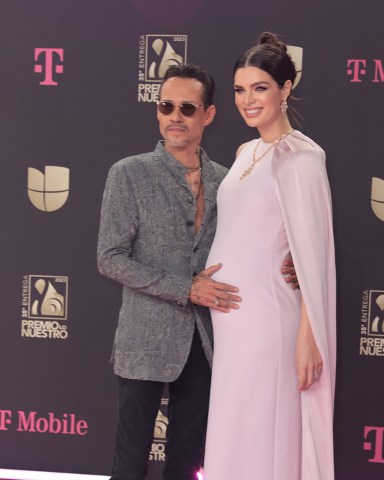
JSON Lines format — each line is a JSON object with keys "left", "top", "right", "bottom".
{"left": 363, "top": 426, "right": 384, "bottom": 463}
{"left": 0, "top": 410, "right": 12, "bottom": 431}
{"left": 34, "top": 48, "right": 64, "bottom": 85}
{"left": 347, "top": 59, "right": 366, "bottom": 82}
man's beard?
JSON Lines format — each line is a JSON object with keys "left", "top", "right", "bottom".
{"left": 164, "top": 138, "right": 188, "bottom": 148}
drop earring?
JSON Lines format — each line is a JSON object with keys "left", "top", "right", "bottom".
{"left": 281, "top": 99, "right": 288, "bottom": 115}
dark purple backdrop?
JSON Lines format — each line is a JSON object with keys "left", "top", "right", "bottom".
{"left": 0, "top": 0, "right": 383, "bottom": 478}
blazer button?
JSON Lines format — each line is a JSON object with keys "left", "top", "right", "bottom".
{"left": 187, "top": 196, "right": 194, "bottom": 203}
{"left": 186, "top": 220, "right": 194, "bottom": 227}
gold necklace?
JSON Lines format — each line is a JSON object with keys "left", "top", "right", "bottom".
{"left": 186, "top": 147, "right": 202, "bottom": 173}
{"left": 186, "top": 170, "right": 202, "bottom": 198}
{"left": 186, "top": 165, "right": 202, "bottom": 173}
{"left": 239, "top": 129, "right": 293, "bottom": 180}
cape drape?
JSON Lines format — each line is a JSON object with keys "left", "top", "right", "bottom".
{"left": 272, "top": 130, "right": 336, "bottom": 480}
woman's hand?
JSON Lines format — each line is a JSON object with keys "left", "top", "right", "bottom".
{"left": 296, "top": 301, "right": 323, "bottom": 391}
{"left": 282, "top": 256, "right": 299, "bottom": 289}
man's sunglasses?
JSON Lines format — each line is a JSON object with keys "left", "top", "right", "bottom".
{"left": 157, "top": 101, "right": 206, "bottom": 117}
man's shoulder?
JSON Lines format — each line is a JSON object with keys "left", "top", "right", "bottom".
{"left": 209, "top": 159, "right": 229, "bottom": 172}
{"left": 109, "top": 149, "right": 160, "bottom": 176}
{"left": 114, "top": 149, "right": 158, "bottom": 167}
{"left": 205, "top": 157, "right": 229, "bottom": 179}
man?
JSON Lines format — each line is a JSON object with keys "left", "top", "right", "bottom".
{"left": 98, "top": 64, "right": 240, "bottom": 480}
{"left": 98, "top": 63, "right": 297, "bottom": 480}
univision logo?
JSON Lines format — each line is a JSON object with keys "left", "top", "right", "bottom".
{"left": 371, "top": 177, "right": 384, "bottom": 221}
{"left": 286, "top": 45, "right": 303, "bottom": 89}
{"left": 28, "top": 166, "right": 70, "bottom": 212}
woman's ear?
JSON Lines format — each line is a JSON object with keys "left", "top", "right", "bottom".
{"left": 282, "top": 79, "right": 293, "bottom": 100}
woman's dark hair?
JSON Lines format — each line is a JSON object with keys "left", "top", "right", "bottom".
{"left": 234, "top": 32, "right": 296, "bottom": 92}
{"left": 160, "top": 63, "right": 215, "bottom": 107}
{"left": 234, "top": 32, "right": 301, "bottom": 124}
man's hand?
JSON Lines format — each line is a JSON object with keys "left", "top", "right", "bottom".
{"left": 282, "top": 256, "right": 299, "bottom": 289}
{"left": 190, "top": 264, "right": 241, "bottom": 312}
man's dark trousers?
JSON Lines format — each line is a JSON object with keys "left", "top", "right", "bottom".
{"left": 110, "top": 326, "right": 212, "bottom": 480}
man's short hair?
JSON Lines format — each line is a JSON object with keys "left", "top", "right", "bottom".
{"left": 160, "top": 63, "right": 215, "bottom": 107}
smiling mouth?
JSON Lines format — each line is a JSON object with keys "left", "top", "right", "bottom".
{"left": 244, "top": 108, "right": 262, "bottom": 116}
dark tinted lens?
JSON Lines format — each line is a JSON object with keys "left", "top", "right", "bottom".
{"left": 158, "top": 101, "right": 174, "bottom": 115}
{"left": 179, "top": 103, "right": 197, "bottom": 117}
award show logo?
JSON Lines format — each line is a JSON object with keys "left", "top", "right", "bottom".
{"left": 21, "top": 275, "right": 69, "bottom": 340}
{"left": 347, "top": 59, "right": 384, "bottom": 82}
{"left": 149, "top": 398, "right": 168, "bottom": 462}
{"left": 363, "top": 426, "right": 384, "bottom": 463}
{"left": 286, "top": 45, "right": 303, "bottom": 89}
{"left": 371, "top": 177, "right": 384, "bottom": 221}
{"left": 34, "top": 48, "right": 64, "bottom": 86}
{"left": 28, "top": 166, "right": 70, "bottom": 212}
{"left": 360, "top": 290, "right": 384, "bottom": 356}
{"left": 137, "top": 34, "right": 187, "bottom": 102}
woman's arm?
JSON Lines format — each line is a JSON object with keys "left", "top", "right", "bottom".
{"left": 296, "top": 300, "right": 323, "bottom": 391}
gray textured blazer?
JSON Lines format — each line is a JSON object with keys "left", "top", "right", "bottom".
{"left": 97, "top": 141, "right": 228, "bottom": 382}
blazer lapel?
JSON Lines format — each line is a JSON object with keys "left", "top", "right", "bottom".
{"left": 194, "top": 152, "right": 221, "bottom": 245}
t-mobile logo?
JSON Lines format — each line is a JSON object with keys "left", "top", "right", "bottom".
{"left": 363, "top": 426, "right": 384, "bottom": 463}
{"left": 347, "top": 59, "right": 384, "bottom": 83}
{"left": 34, "top": 48, "right": 64, "bottom": 85}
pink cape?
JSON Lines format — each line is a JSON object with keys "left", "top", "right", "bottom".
{"left": 272, "top": 130, "right": 336, "bottom": 480}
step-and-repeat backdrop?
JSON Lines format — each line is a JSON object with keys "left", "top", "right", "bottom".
{"left": 0, "top": 0, "right": 383, "bottom": 479}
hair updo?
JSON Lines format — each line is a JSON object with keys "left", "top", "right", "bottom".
{"left": 233, "top": 32, "right": 297, "bottom": 91}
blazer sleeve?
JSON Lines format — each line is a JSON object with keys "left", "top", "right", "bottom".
{"left": 97, "top": 162, "right": 192, "bottom": 307}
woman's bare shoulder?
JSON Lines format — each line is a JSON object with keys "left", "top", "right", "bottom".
{"left": 236, "top": 140, "right": 253, "bottom": 158}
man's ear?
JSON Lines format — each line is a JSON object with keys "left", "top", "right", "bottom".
{"left": 204, "top": 105, "right": 216, "bottom": 126}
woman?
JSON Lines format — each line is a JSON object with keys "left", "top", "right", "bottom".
{"left": 203, "top": 33, "right": 336, "bottom": 480}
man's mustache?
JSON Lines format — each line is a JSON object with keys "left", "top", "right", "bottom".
{"left": 165, "top": 124, "right": 188, "bottom": 132}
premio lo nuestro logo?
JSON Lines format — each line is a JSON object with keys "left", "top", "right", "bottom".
{"left": 154, "top": 409, "right": 168, "bottom": 440}
{"left": 360, "top": 290, "right": 384, "bottom": 356}
{"left": 21, "top": 275, "right": 69, "bottom": 340}
{"left": 138, "top": 34, "right": 187, "bottom": 103}
{"left": 28, "top": 166, "right": 70, "bottom": 212}
{"left": 371, "top": 177, "right": 384, "bottom": 221}
{"left": 149, "top": 398, "right": 168, "bottom": 462}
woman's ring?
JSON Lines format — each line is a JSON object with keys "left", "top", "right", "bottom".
{"left": 214, "top": 299, "right": 220, "bottom": 306}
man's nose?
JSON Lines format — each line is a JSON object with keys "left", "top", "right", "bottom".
{"left": 170, "top": 105, "right": 184, "bottom": 121}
